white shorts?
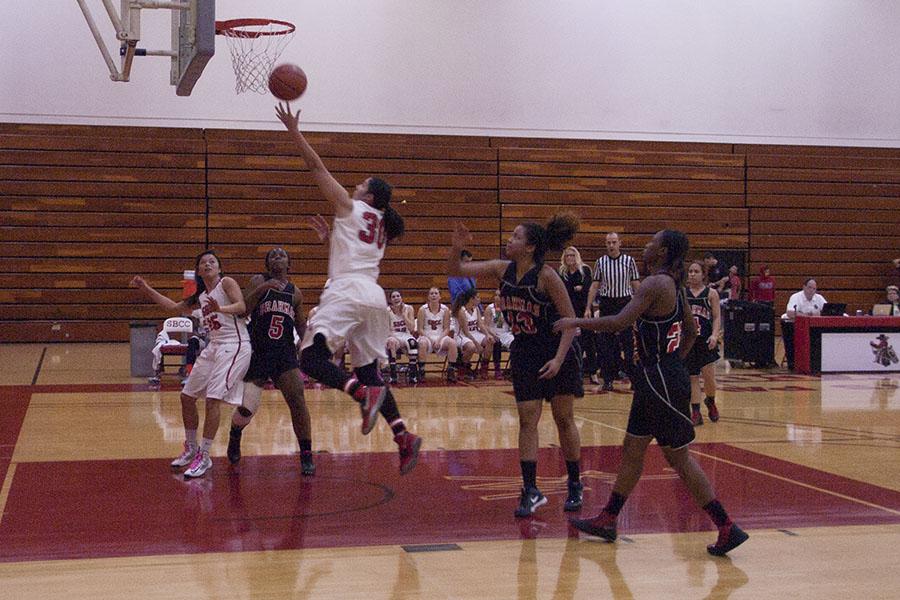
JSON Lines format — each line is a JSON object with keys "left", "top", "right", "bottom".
{"left": 388, "top": 331, "right": 416, "bottom": 351}
{"left": 301, "top": 278, "right": 390, "bottom": 367}
{"left": 182, "top": 339, "right": 251, "bottom": 405}
{"left": 420, "top": 334, "right": 452, "bottom": 357}
{"left": 457, "top": 329, "right": 486, "bottom": 348}
{"left": 490, "top": 327, "right": 514, "bottom": 349}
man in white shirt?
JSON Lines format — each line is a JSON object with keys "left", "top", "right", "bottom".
{"left": 781, "top": 278, "right": 827, "bottom": 370}
{"left": 784, "top": 278, "right": 827, "bottom": 319}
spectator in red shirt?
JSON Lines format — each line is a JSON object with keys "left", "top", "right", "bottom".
{"left": 727, "top": 266, "right": 742, "bottom": 301}
{"left": 749, "top": 265, "right": 776, "bottom": 306}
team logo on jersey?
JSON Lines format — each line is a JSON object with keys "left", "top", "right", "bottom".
{"left": 497, "top": 295, "right": 542, "bottom": 317}
{"left": 690, "top": 303, "right": 711, "bottom": 321}
{"left": 257, "top": 299, "right": 295, "bottom": 320}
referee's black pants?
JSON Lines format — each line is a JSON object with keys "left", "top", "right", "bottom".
{"left": 597, "top": 296, "right": 635, "bottom": 385}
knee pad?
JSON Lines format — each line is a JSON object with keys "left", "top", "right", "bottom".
{"left": 233, "top": 383, "right": 262, "bottom": 427}
{"left": 241, "top": 382, "right": 262, "bottom": 415}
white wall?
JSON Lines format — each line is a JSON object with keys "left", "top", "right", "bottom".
{"left": 2, "top": 0, "right": 899, "bottom": 145}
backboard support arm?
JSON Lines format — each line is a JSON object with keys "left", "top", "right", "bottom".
{"left": 76, "top": 0, "right": 190, "bottom": 83}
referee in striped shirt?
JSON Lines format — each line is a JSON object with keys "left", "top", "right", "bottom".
{"left": 585, "top": 232, "right": 641, "bottom": 390}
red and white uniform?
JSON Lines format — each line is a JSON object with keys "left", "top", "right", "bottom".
{"left": 388, "top": 305, "right": 415, "bottom": 346}
{"left": 420, "top": 303, "right": 452, "bottom": 356}
{"left": 182, "top": 279, "right": 251, "bottom": 405}
{"left": 301, "top": 200, "right": 391, "bottom": 366}
{"left": 486, "top": 302, "right": 514, "bottom": 348}
{"left": 456, "top": 306, "right": 486, "bottom": 346}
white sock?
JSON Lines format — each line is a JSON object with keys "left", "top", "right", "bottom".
{"left": 185, "top": 429, "right": 198, "bottom": 447}
{"left": 199, "top": 438, "right": 213, "bottom": 454}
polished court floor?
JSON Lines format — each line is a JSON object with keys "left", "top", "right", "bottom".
{"left": 1, "top": 343, "right": 899, "bottom": 599}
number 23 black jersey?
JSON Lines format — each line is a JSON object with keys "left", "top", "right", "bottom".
{"left": 498, "top": 262, "right": 560, "bottom": 350}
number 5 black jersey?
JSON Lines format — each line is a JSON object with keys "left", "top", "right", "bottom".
{"left": 250, "top": 278, "right": 297, "bottom": 353}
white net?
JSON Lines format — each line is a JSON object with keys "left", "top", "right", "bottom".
{"left": 217, "top": 19, "right": 295, "bottom": 94}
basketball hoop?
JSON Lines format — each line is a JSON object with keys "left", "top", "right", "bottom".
{"left": 215, "top": 19, "right": 296, "bottom": 94}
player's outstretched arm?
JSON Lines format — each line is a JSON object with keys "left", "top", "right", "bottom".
{"left": 130, "top": 275, "right": 191, "bottom": 315}
{"left": 275, "top": 102, "right": 352, "bottom": 217}
{"left": 448, "top": 222, "right": 507, "bottom": 281}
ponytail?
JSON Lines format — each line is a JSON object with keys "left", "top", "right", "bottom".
{"left": 522, "top": 212, "right": 579, "bottom": 265}
{"left": 658, "top": 230, "right": 689, "bottom": 286}
{"left": 382, "top": 205, "right": 405, "bottom": 242}
{"left": 367, "top": 176, "right": 404, "bottom": 242}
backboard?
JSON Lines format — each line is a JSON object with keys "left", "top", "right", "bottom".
{"left": 172, "top": 0, "right": 215, "bottom": 96}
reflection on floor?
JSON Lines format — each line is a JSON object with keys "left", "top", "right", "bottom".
{"left": 0, "top": 344, "right": 899, "bottom": 599}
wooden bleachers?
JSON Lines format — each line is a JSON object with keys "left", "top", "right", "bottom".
{"left": 2, "top": 122, "right": 898, "bottom": 342}
{"left": 742, "top": 143, "right": 900, "bottom": 314}
{"left": 0, "top": 123, "right": 206, "bottom": 342}
{"left": 495, "top": 142, "right": 747, "bottom": 267}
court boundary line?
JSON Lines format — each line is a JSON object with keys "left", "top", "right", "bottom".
{"left": 689, "top": 448, "right": 900, "bottom": 517}
{"left": 0, "top": 463, "right": 17, "bottom": 527}
{"left": 575, "top": 415, "right": 628, "bottom": 434}
{"left": 576, "top": 413, "right": 900, "bottom": 516}
{"left": 30, "top": 347, "right": 46, "bottom": 387}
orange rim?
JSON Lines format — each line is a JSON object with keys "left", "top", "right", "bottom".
{"left": 215, "top": 18, "right": 295, "bottom": 38}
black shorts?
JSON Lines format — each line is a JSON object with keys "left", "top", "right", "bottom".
{"left": 244, "top": 346, "right": 300, "bottom": 383}
{"left": 683, "top": 342, "right": 720, "bottom": 376}
{"left": 626, "top": 357, "right": 694, "bottom": 448}
{"left": 510, "top": 342, "right": 584, "bottom": 403}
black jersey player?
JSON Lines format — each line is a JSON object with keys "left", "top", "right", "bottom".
{"left": 555, "top": 230, "right": 748, "bottom": 556}
{"left": 226, "top": 247, "right": 315, "bottom": 475}
{"left": 449, "top": 213, "right": 584, "bottom": 518}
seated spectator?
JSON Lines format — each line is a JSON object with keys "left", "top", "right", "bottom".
{"left": 452, "top": 287, "right": 494, "bottom": 379}
{"left": 703, "top": 252, "right": 728, "bottom": 292}
{"left": 484, "top": 289, "right": 514, "bottom": 379}
{"left": 385, "top": 290, "right": 419, "bottom": 384}
{"left": 781, "top": 278, "right": 827, "bottom": 370}
{"left": 749, "top": 265, "right": 776, "bottom": 307}
{"left": 727, "top": 265, "right": 742, "bottom": 301}
{"left": 884, "top": 285, "right": 900, "bottom": 316}
{"left": 416, "top": 287, "right": 459, "bottom": 382}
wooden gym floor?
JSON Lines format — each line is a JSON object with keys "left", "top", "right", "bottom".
{"left": 1, "top": 343, "right": 899, "bottom": 599}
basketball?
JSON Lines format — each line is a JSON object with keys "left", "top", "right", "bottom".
{"left": 268, "top": 64, "right": 307, "bottom": 101}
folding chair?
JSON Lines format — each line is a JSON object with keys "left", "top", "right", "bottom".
{"left": 149, "top": 317, "right": 194, "bottom": 384}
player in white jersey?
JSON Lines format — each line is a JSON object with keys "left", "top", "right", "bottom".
{"left": 451, "top": 287, "right": 495, "bottom": 379}
{"left": 386, "top": 290, "right": 419, "bottom": 384}
{"left": 416, "top": 287, "right": 459, "bottom": 382}
{"left": 484, "top": 288, "right": 515, "bottom": 379}
{"left": 276, "top": 102, "right": 421, "bottom": 475}
{"left": 132, "top": 250, "right": 251, "bottom": 479}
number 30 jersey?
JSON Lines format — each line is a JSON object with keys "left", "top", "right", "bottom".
{"left": 498, "top": 261, "right": 560, "bottom": 351}
{"left": 328, "top": 199, "right": 385, "bottom": 282}
{"left": 633, "top": 275, "right": 685, "bottom": 367}
{"left": 249, "top": 277, "right": 297, "bottom": 354}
